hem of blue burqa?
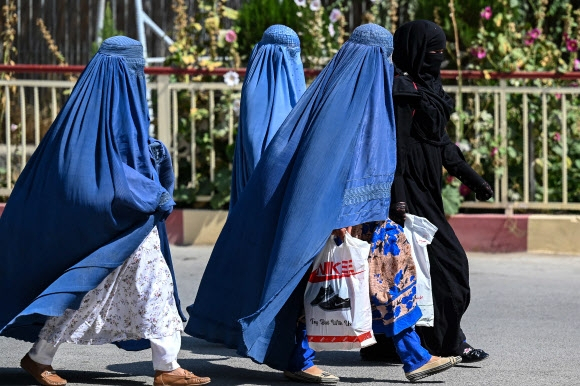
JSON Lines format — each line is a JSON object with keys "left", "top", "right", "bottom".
{"left": 0, "top": 214, "right": 184, "bottom": 351}
{"left": 184, "top": 34, "right": 398, "bottom": 369}
{"left": 185, "top": 262, "right": 311, "bottom": 371}
{"left": 184, "top": 184, "right": 395, "bottom": 370}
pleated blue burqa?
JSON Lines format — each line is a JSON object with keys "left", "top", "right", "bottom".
{"left": 230, "top": 25, "right": 305, "bottom": 209}
{"left": 185, "top": 24, "right": 397, "bottom": 369}
{"left": 0, "top": 36, "right": 183, "bottom": 346}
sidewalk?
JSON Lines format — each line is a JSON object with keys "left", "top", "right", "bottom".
{"left": 1, "top": 204, "right": 578, "bottom": 254}
{"left": 1, "top": 246, "right": 579, "bottom": 385}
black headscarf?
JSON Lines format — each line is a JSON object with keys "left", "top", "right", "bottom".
{"left": 393, "top": 20, "right": 455, "bottom": 144}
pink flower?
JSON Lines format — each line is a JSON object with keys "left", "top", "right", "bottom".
{"left": 480, "top": 6, "right": 492, "bottom": 20}
{"left": 524, "top": 38, "right": 535, "bottom": 46}
{"left": 459, "top": 184, "right": 471, "bottom": 198}
{"left": 527, "top": 28, "right": 541, "bottom": 40}
{"left": 555, "top": 93, "right": 562, "bottom": 100}
{"left": 574, "top": 59, "right": 580, "bottom": 71}
{"left": 470, "top": 46, "right": 487, "bottom": 59}
{"left": 225, "top": 30, "right": 237, "bottom": 43}
{"left": 329, "top": 8, "right": 342, "bottom": 23}
{"left": 223, "top": 71, "right": 240, "bottom": 86}
{"left": 328, "top": 23, "right": 335, "bottom": 37}
{"left": 567, "top": 39, "right": 578, "bottom": 52}
{"left": 10, "top": 123, "right": 17, "bottom": 132}
{"left": 491, "top": 147, "right": 499, "bottom": 157}
{"left": 553, "top": 132, "right": 561, "bottom": 142}
{"left": 232, "top": 99, "right": 241, "bottom": 116}
{"left": 309, "top": 0, "right": 321, "bottom": 11}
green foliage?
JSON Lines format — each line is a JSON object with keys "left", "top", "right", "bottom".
{"left": 236, "top": 0, "right": 300, "bottom": 58}
{"left": 92, "top": 2, "right": 123, "bottom": 55}
{"left": 467, "top": 0, "right": 578, "bottom": 73}
{"left": 165, "top": 0, "right": 239, "bottom": 71}
{"left": 164, "top": 0, "right": 580, "bottom": 211}
{"left": 167, "top": 87, "right": 238, "bottom": 210}
{"left": 442, "top": 180, "right": 463, "bottom": 216}
{"left": 447, "top": 0, "right": 580, "bottom": 205}
{"left": 414, "top": 0, "right": 490, "bottom": 56}
{"left": 162, "top": 0, "right": 240, "bottom": 210}
{"left": 236, "top": 0, "right": 345, "bottom": 68}
{"left": 101, "top": 2, "right": 123, "bottom": 40}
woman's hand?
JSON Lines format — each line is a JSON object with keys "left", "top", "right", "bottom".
{"left": 390, "top": 201, "right": 407, "bottom": 227}
{"left": 332, "top": 226, "right": 352, "bottom": 242}
{"left": 475, "top": 181, "right": 493, "bottom": 201}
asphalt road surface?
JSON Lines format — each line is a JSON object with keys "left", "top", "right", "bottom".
{"left": 1, "top": 245, "right": 578, "bottom": 386}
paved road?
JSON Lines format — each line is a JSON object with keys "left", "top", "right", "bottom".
{"left": 1, "top": 245, "right": 579, "bottom": 386}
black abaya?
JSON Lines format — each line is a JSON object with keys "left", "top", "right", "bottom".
{"left": 390, "top": 20, "right": 490, "bottom": 356}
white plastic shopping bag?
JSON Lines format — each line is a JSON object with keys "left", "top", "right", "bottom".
{"left": 304, "top": 232, "right": 375, "bottom": 351}
{"left": 403, "top": 214, "right": 438, "bottom": 327}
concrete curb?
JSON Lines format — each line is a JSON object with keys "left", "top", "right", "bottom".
{"left": 448, "top": 214, "right": 528, "bottom": 253}
{"left": 169, "top": 209, "right": 580, "bottom": 255}
{"left": 1, "top": 204, "right": 578, "bottom": 254}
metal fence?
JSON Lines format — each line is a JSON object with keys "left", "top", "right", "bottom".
{"left": 446, "top": 81, "right": 580, "bottom": 213}
{"left": 10, "top": 0, "right": 376, "bottom": 66}
{"left": 1, "top": 68, "right": 580, "bottom": 213}
{"left": 11, "top": 0, "right": 219, "bottom": 65}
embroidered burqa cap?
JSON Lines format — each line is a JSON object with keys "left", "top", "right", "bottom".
{"left": 0, "top": 36, "right": 181, "bottom": 344}
{"left": 230, "top": 25, "right": 305, "bottom": 209}
{"left": 186, "top": 23, "right": 397, "bottom": 369}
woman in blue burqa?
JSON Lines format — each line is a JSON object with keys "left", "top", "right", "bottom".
{"left": 230, "top": 24, "right": 306, "bottom": 209}
{"left": 186, "top": 24, "right": 460, "bottom": 383}
{"left": 0, "top": 37, "right": 210, "bottom": 386}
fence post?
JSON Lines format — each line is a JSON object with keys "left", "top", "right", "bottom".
{"left": 155, "top": 75, "right": 172, "bottom": 149}
{"left": 499, "top": 79, "right": 509, "bottom": 211}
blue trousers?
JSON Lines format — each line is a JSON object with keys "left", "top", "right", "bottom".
{"left": 287, "top": 325, "right": 430, "bottom": 373}
{"left": 393, "top": 327, "right": 432, "bottom": 373}
{"left": 286, "top": 323, "right": 316, "bottom": 372}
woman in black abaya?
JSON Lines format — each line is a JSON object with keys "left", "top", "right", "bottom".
{"left": 386, "top": 20, "right": 492, "bottom": 362}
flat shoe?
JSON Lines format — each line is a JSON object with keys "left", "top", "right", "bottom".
{"left": 461, "top": 348, "right": 489, "bottom": 363}
{"left": 283, "top": 370, "right": 340, "bottom": 384}
{"left": 20, "top": 353, "right": 67, "bottom": 386}
{"left": 405, "top": 356, "right": 461, "bottom": 383}
{"left": 153, "top": 368, "right": 211, "bottom": 386}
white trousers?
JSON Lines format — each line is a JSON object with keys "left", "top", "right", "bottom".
{"left": 28, "top": 330, "right": 181, "bottom": 371}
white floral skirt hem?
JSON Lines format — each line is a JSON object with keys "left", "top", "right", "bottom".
{"left": 39, "top": 226, "right": 184, "bottom": 346}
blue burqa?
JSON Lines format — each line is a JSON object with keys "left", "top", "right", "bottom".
{"left": 0, "top": 36, "right": 184, "bottom": 348}
{"left": 185, "top": 24, "right": 397, "bottom": 370}
{"left": 230, "top": 25, "right": 305, "bottom": 209}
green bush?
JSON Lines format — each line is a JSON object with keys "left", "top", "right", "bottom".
{"left": 236, "top": 0, "right": 344, "bottom": 68}
{"left": 236, "top": 0, "right": 301, "bottom": 59}
{"left": 92, "top": 2, "right": 123, "bottom": 55}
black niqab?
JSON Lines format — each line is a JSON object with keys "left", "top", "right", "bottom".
{"left": 393, "top": 20, "right": 454, "bottom": 144}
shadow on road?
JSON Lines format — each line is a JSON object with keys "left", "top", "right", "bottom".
{"left": 0, "top": 367, "right": 148, "bottom": 385}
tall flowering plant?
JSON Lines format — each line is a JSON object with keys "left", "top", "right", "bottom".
{"left": 456, "top": 0, "right": 580, "bottom": 205}
{"left": 236, "top": 0, "right": 345, "bottom": 69}
{"left": 467, "top": 0, "right": 580, "bottom": 73}
{"left": 291, "top": 0, "right": 346, "bottom": 68}
{"left": 164, "top": 0, "right": 241, "bottom": 209}
{"left": 165, "top": 0, "right": 240, "bottom": 77}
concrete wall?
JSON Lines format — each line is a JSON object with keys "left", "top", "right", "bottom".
{"left": 169, "top": 209, "right": 580, "bottom": 255}
{"left": 1, "top": 203, "right": 578, "bottom": 255}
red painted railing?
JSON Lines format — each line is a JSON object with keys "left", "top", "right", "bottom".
{"left": 1, "top": 64, "right": 580, "bottom": 80}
